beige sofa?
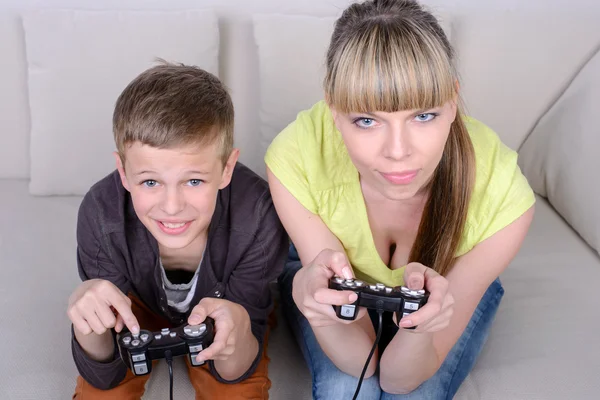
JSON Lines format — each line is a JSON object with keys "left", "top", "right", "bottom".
{"left": 1, "top": 1, "right": 599, "bottom": 399}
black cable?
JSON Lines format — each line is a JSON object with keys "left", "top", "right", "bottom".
{"left": 352, "top": 307, "right": 384, "bottom": 400}
{"left": 165, "top": 350, "right": 174, "bottom": 400}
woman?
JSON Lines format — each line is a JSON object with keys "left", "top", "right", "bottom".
{"left": 265, "top": 0, "right": 535, "bottom": 398}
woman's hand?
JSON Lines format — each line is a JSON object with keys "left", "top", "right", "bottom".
{"left": 293, "top": 249, "right": 368, "bottom": 327}
{"left": 397, "top": 262, "right": 455, "bottom": 332}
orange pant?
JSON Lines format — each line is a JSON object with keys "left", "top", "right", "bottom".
{"left": 73, "top": 295, "right": 274, "bottom": 399}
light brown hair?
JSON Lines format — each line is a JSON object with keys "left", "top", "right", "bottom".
{"left": 325, "top": 0, "right": 475, "bottom": 276}
{"left": 113, "top": 61, "right": 234, "bottom": 165}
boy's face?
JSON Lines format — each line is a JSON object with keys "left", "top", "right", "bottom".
{"left": 115, "top": 140, "right": 239, "bottom": 251}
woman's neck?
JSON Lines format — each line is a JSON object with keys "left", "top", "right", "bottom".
{"left": 360, "top": 179, "right": 429, "bottom": 217}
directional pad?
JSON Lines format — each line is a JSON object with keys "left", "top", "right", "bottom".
{"left": 184, "top": 324, "right": 206, "bottom": 337}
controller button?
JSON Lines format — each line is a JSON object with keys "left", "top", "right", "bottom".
{"left": 385, "top": 287, "right": 392, "bottom": 294}
{"left": 131, "top": 353, "right": 146, "bottom": 362}
{"left": 161, "top": 328, "right": 170, "bottom": 336}
{"left": 122, "top": 337, "right": 132, "bottom": 345}
{"left": 334, "top": 277, "right": 344, "bottom": 284}
{"left": 140, "top": 333, "right": 149, "bottom": 342}
{"left": 133, "top": 362, "right": 149, "bottom": 375}
{"left": 340, "top": 304, "right": 356, "bottom": 318}
{"left": 132, "top": 332, "right": 139, "bottom": 339}
{"left": 190, "top": 352, "right": 204, "bottom": 366}
{"left": 404, "top": 302, "right": 419, "bottom": 311}
{"left": 417, "top": 289, "right": 425, "bottom": 295}
{"left": 189, "top": 344, "right": 203, "bottom": 353}
{"left": 355, "top": 280, "right": 365, "bottom": 287}
{"left": 184, "top": 324, "right": 207, "bottom": 337}
{"left": 170, "top": 332, "right": 177, "bottom": 338}
{"left": 154, "top": 334, "right": 161, "bottom": 340}
{"left": 376, "top": 283, "right": 385, "bottom": 290}
{"left": 131, "top": 339, "right": 140, "bottom": 347}
{"left": 401, "top": 286, "right": 410, "bottom": 293}
{"left": 369, "top": 285, "right": 377, "bottom": 290}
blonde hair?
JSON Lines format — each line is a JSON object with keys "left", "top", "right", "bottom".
{"left": 113, "top": 61, "right": 234, "bottom": 165}
{"left": 325, "top": 0, "right": 475, "bottom": 276}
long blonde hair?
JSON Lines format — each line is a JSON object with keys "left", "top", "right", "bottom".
{"left": 324, "top": 0, "right": 475, "bottom": 276}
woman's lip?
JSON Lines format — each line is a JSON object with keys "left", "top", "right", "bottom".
{"left": 379, "top": 170, "right": 419, "bottom": 185}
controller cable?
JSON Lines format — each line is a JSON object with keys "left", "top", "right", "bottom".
{"left": 352, "top": 301, "right": 385, "bottom": 400}
{"left": 165, "top": 349, "right": 174, "bottom": 400}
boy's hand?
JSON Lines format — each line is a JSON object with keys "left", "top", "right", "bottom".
{"left": 188, "top": 298, "right": 251, "bottom": 363}
{"left": 67, "top": 279, "right": 140, "bottom": 336}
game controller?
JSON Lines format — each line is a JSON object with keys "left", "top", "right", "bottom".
{"left": 328, "top": 277, "right": 429, "bottom": 329}
{"left": 117, "top": 318, "right": 215, "bottom": 376}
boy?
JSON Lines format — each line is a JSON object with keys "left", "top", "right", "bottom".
{"left": 67, "top": 62, "right": 288, "bottom": 399}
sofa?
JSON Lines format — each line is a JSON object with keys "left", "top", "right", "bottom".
{"left": 1, "top": 0, "right": 599, "bottom": 399}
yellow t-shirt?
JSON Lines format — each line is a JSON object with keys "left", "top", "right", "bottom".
{"left": 265, "top": 100, "right": 535, "bottom": 287}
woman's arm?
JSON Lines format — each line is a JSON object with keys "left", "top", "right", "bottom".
{"left": 267, "top": 167, "right": 379, "bottom": 377}
{"left": 379, "top": 206, "right": 535, "bottom": 394}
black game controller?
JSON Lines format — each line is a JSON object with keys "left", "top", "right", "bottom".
{"left": 329, "top": 277, "right": 429, "bottom": 329}
{"left": 117, "top": 318, "right": 215, "bottom": 376}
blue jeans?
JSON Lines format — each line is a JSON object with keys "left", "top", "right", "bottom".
{"left": 278, "top": 244, "right": 504, "bottom": 400}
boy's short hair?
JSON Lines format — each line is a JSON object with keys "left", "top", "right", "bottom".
{"left": 113, "top": 61, "right": 234, "bottom": 165}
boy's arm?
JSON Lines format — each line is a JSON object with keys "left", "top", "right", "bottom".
{"left": 70, "top": 194, "right": 133, "bottom": 390}
{"left": 207, "top": 190, "right": 288, "bottom": 383}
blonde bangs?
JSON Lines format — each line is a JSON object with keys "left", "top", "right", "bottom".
{"left": 325, "top": 23, "right": 456, "bottom": 114}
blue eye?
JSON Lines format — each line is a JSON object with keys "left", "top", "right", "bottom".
{"left": 354, "top": 118, "right": 376, "bottom": 129}
{"left": 188, "top": 179, "right": 203, "bottom": 187}
{"left": 414, "top": 113, "right": 437, "bottom": 122}
{"left": 142, "top": 180, "right": 158, "bottom": 188}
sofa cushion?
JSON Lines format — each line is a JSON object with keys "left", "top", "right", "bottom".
{"left": 22, "top": 9, "right": 219, "bottom": 195}
{"left": 519, "top": 46, "right": 600, "bottom": 256}
{"left": 253, "top": 14, "right": 336, "bottom": 165}
{"left": 0, "top": 12, "right": 30, "bottom": 178}
{"left": 454, "top": 196, "right": 600, "bottom": 400}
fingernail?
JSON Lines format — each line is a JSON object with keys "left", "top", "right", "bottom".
{"left": 196, "top": 355, "right": 204, "bottom": 363}
{"left": 401, "top": 319, "right": 413, "bottom": 327}
{"left": 189, "top": 315, "right": 200, "bottom": 324}
{"left": 131, "top": 325, "right": 140, "bottom": 335}
{"left": 342, "top": 267, "right": 352, "bottom": 279}
{"left": 349, "top": 293, "right": 358, "bottom": 302}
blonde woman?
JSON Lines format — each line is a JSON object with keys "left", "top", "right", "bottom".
{"left": 265, "top": 0, "right": 535, "bottom": 398}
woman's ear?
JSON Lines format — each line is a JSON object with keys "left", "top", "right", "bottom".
{"left": 114, "top": 151, "right": 131, "bottom": 192}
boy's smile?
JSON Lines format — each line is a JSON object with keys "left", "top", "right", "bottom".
{"left": 115, "top": 141, "right": 238, "bottom": 252}
{"left": 156, "top": 219, "right": 193, "bottom": 235}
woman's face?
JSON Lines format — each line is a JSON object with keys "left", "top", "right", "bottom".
{"left": 331, "top": 100, "right": 457, "bottom": 201}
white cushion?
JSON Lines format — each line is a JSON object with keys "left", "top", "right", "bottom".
{"left": 519, "top": 47, "right": 600, "bottom": 256}
{"left": 252, "top": 12, "right": 451, "bottom": 174}
{"left": 253, "top": 14, "right": 336, "bottom": 167}
{"left": 22, "top": 9, "right": 220, "bottom": 195}
{"left": 0, "top": 12, "right": 30, "bottom": 178}
{"left": 453, "top": 11, "right": 600, "bottom": 151}
{"left": 458, "top": 196, "right": 600, "bottom": 399}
